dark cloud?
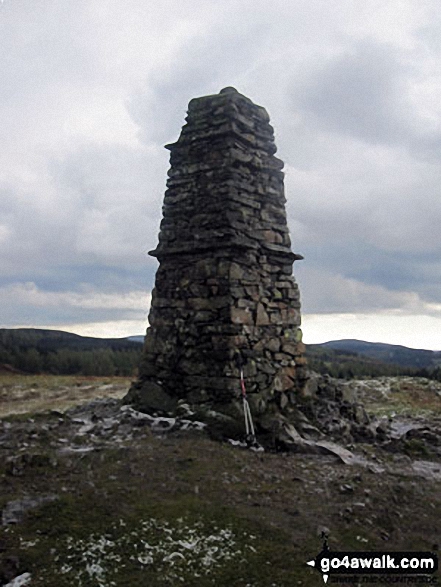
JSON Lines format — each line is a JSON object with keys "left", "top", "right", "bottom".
{"left": 0, "top": 143, "right": 163, "bottom": 281}
{"left": 296, "top": 242, "right": 441, "bottom": 304}
{"left": 291, "top": 40, "right": 413, "bottom": 144}
{"left": 127, "top": 21, "right": 269, "bottom": 146}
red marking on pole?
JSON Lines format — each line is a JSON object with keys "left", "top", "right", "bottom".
{"left": 240, "top": 368, "right": 247, "bottom": 397}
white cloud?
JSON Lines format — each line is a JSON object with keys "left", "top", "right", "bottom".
{"left": 0, "top": 282, "right": 151, "bottom": 326}
{"left": 0, "top": 282, "right": 150, "bottom": 309}
{"left": 0, "top": 224, "right": 12, "bottom": 244}
{"left": 295, "top": 266, "right": 440, "bottom": 315}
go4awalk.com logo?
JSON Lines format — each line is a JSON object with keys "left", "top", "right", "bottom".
{"left": 306, "top": 538, "right": 438, "bottom": 584}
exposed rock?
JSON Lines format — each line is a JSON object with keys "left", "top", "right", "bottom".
{"left": 2, "top": 495, "right": 58, "bottom": 525}
{"left": 339, "top": 384, "right": 358, "bottom": 404}
{"left": 354, "top": 404, "right": 370, "bottom": 426}
{"left": 279, "top": 425, "right": 363, "bottom": 464}
{"left": 313, "top": 442, "right": 359, "bottom": 464}
{"left": 411, "top": 460, "right": 441, "bottom": 480}
{"left": 124, "top": 381, "right": 177, "bottom": 415}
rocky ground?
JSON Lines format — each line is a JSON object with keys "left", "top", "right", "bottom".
{"left": 0, "top": 375, "right": 440, "bottom": 586}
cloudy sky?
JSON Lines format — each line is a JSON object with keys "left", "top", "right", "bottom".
{"left": 1, "top": 0, "right": 440, "bottom": 349}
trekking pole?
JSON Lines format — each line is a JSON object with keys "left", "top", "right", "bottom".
{"left": 234, "top": 351, "right": 256, "bottom": 443}
{"left": 240, "top": 366, "right": 255, "bottom": 438}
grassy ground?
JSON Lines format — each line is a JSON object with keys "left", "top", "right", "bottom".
{"left": 0, "top": 375, "right": 131, "bottom": 417}
{"left": 1, "top": 375, "right": 440, "bottom": 586}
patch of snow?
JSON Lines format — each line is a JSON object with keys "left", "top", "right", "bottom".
{"left": 163, "top": 551, "right": 186, "bottom": 563}
{"left": 56, "top": 516, "right": 257, "bottom": 585}
{"left": 180, "top": 419, "right": 206, "bottom": 431}
{"left": 58, "top": 446, "right": 96, "bottom": 454}
{"left": 4, "top": 573, "right": 32, "bottom": 587}
{"left": 138, "top": 554, "right": 154, "bottom": 565}
{"left": 101, "top": 417, "right": 118, "bottom": 430}
{"left": 20, "top": 538, "right": 39, "bottom": 548}
{"left": 390, "top": 420, "right": 427, "bottom": 439}
{"left": 151, "top": 417, "right": 176, "bottom": 432}
{"left": 228, "top": 439, "right": 247, "bottom": 447}
{"left": 78, "top": 423, "right": 95, "bottom": 435}
{"left": 119, "top": 405, "right": 155, "bottom": 422}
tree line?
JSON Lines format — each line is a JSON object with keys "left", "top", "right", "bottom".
{"left": 0, "top": 328, "right": 143, "bottom": 376}
{"left": 305, "top": 347, "right": 440, "bottom": 380}
{"left": 0, "top": 347, "right": 142, "bottom": 376}
{"left": 306, "top": 355, "right": 421, "bottom": 380}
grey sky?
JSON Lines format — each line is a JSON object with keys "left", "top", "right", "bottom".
{"left": 1, "top": 0, "right": 440, "bottom": 348}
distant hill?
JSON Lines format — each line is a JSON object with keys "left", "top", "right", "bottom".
{"left": 305, "top": 339, "right": 441, "bottom": 380}
{"left": 318, "top": 339, "right": 441, "bottom": 369}
{"left": 127, "top": 335, "right": 145, "bottom": 344}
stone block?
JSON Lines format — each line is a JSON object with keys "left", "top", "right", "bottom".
{"left": 132, "top": 381, "right": 177, "bottom": 415}
{"left": 281, "top": 343, "right": 298, "bottom": 356}
{"left": 231, "top": 307, "right": 253, "bottom": 325}
{"left": 256, "top": 302, "right": 270, "bottom": 325}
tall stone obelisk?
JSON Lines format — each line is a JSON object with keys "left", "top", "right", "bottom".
{"left": 125, "top": 87, "right": 306, "bottom": 426}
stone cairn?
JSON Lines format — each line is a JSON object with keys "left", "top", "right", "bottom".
{"left": 125, "top": 87, "right": 308, "bottom": 439}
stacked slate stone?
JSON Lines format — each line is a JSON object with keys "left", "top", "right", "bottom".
{"left": 126, "top": 87, "right": 306, "bottom": 428}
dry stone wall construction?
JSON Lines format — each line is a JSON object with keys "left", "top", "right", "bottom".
{"left": 126, "top": 87, "right": 306, "bottom": 424}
